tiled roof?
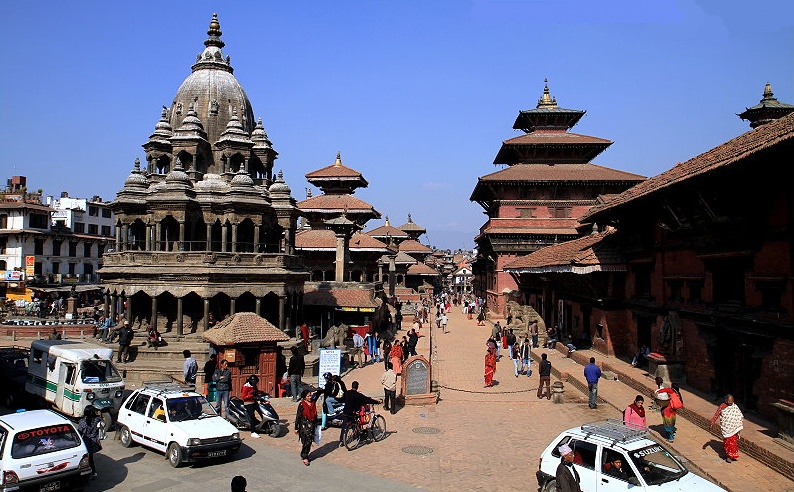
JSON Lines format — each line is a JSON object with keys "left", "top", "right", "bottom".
{"left": 201, "top": 312, "right": 289, "bottom": 345}
{"left": 295, "top": 229, "right": 389, "bottom": 251}
{"left": 366, "top": 224, "right": 409, "bottom": 238}
{"left": 397, "top": 239, "right": 432, "bottom": 253}
{"left": 504, "top": 229, "right": 624, "bottom": 271}
{"left": 303, "top": 288, "right": 379, "bottom": 308}
{"left": 477, "top": 163, "right": 646, "bottom": 183}
{"left": 502, "top": 131, "right": 612, "bottom": 146}
{"left": 478, "top": 227, "right": 580, "bottom": 236}
{"left": 378, "top": 251, "right": 418, "bottom": 265}
{"left": 297, "top": 194, "right": 379, "bottom": 213}
{"left": 407, "top": 263, "right": 440, "bottom": 275}
{"left": 582, "top": 112, "right": 794, "bottom": 222}
{"left": 305, "top": 162, "right": 365, "bottom": 179}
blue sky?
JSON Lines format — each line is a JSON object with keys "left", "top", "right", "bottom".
{"left": 1, "top": 1, "right": 792, "bottom": 251}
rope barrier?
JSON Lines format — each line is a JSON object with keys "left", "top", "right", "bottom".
{"left": 438, "top": 384, "right": 536, "bottom": 395}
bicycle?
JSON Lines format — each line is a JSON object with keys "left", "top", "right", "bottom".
{"left": 343, "top": 404, "right": 387, "bottom": 450}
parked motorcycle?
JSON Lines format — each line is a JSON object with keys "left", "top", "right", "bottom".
{"left": 321, "top": 397, "right": 345, "bottom": 428}
{"left": 226, "top": 393, "right": 281, "bottom": 437}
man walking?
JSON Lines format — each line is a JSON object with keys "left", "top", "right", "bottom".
{"left": 351, "top": 331, "right": 365, "bottom": 367}
{"left": 529, "top": 319, "right": 539, "bottom": 348}
{"left": 407, "top": 328, "right": 419, "bottom": 357}
{"left": 441, "top": 313, "right": 448, "bottom": 334}
{"left": 288, "top": 346, "right": 305, "bottom": 401}
{"left": 381, "top": 362, "right": 397, "bottom": 415}
{"left": 203, "top": 353, "right": 217, "bottom": 396}
{"left": 183, "top": 349, "right": 198, "bottom": 386}
{"left": 116, "top": 321, "right": 134, "bottom": 364}
{"left": 584, "top": 356, "right": 602, "bottom": 409}
{"left": 213, "top": 358, "right": 232, "bottom": 417}
{"left": 538, "top": 353, "right": 552, "bottom": 399}
{"left": 506, "top": 328, "right": 517, "bottom": 359}
{"left": 519, "top": 337, "right": 531, "bottom": 376}
{"left": 491, "top": 322, "right": 502, "bottom": 359}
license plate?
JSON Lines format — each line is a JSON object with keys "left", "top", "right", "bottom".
{"left": 207, "top": 450, "right": 227, "bottom": 458}
{"left": 40, "top": 481, "right": 60, "bottom": 492}
{"left": 96, "top": 399, "right": 112, "bottom": 406}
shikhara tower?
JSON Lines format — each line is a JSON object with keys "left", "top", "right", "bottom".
{"left": 101, "top": 14, "right": 307, "bottom": 336}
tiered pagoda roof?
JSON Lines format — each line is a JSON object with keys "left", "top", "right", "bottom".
{"left": 305, "top": 152, "right": 368, "bottom": 194}
{"left": 397, "top": 214, "right": 426, "bottom": 240}
{"left": 738, "top": 83, "right": 794, "bottom": 129}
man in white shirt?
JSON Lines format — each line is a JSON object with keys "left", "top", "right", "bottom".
{"left": 441, "top": 314, "right": 449, "bottom": 334}
{"left": 351, "top": 331, "right": 365, "bottom": 367}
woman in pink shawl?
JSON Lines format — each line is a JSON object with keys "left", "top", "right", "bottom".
{"left": 623, "top": 395, "right": 647, "bottom": 428}
{"left": 710, "top": 394, "right": 744, "bottom": 463}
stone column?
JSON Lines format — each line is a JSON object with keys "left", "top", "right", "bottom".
{"left": 145, "top": 224, "right": 152, "bottom": 251}
{"left": 126, "top": 296, "right": 133, "bottom": 324}
{"left": 334, "top": 233, "right": 347, "bottom": 282}
{"left": 155, "top": 222, "right": 161, "bottom": 252}
{"left": 178, "top": 221, "right": 185, "bottom": 251}
{"left": 231, "top": 223, "right": 238, "bottom": 253}
{"left": 203, "top": 298, "right": 210, "bottom": 331}
{"left": 378, "top": 263, "right": 384, "bottom": 282}
{"left": 230, "top": 297, "right": 236, "bottom": 316}
{"left": 278, "top": 295, "right": 286, "bottom": 332}
{"left": 253, "top": 224, "right": 260, "bottom": 253}
{"left": 388, "top": 255, "right": 397, "bottom": 299}
{"left": 110, "top": 294, "right": 117, "bottom": 320}
{"left": 115, "top": 226, "right": 122, "bottom": 252}
{"left": 221, "top": 223, "right": 228, "bottom": 252}
{"left": 151, "top": 296, "right": 158, "bottom": 331}
{"left": 255, "top": 298, "right": 261, "bottom": 316}
{"left": 176, "top": 297, "right": 183, "bottom": 337}
{"left": 206, "top": 223, "right": 212, "bottom": 251}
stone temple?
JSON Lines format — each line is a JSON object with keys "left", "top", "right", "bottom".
{"left": 100, "top": 14, "right": 307, "bottom": 336}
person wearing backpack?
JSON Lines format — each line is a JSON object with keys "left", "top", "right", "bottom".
{"left": 656, "top": 383, "right": 683, "bottom": 441}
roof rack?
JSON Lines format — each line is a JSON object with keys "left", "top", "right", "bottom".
{"left": 580, "top": 419, "right": 648, "bottom": 445}
{"left": 142, "top": 380, "right": 196, "bottom": 394}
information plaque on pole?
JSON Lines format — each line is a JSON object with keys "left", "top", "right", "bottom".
{"left": 318, "top": 348, "right": 342, "bottom": 387}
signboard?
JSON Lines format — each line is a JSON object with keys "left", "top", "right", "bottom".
{"left": 25, "top": 256, "right": 35, "bottom": 277}
{"left": 336, "top": 307, "right": 376, "bottom": 312}
{"left": 404, "top": 357, "right": 430, "bottom": 396}
{"left": 317, "top": 348, "right": 342, "bottom": 387}
{"left": 4, "top": 270, "right": 22, "bottom": 281}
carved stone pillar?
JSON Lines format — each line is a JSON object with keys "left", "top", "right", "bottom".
{"left": 151, "top": 296, "right": 158, "bottom": 331}
{"left": 221, "top": 223, "right": 228, "bottom": 252}
{"left": 178, "top": 221, "right": 185, "bottom": 251}
{"left": 253, "top": 224, "right": 260, "bottom": 253}
{"left": 278, "top": 295, "right": 286, "bottom": 332}
{"left": 176, "top": 297, "right": 183, "bottom": 337}
{"left": 206, "top": 223, "right": 212, "bottom": 251}
{"left": 155, "top": 221, "right": 161, "bottom": 252}
{"left": 121, "top": 225, "right": 128, "bottom": 251}
{"left": 203, "top": 298, "right": 210, "bottom": 331}
{"left": 145, "top": 224, "right": 152, "bottom": 251}
{"left": 230, "top": 297, "right": 236, "bottom": 316}
{"left": 110, "top": 294, "right": 117, "bottom": 320}
{"left": 115, "top": 226, "right": 122, "bottom": 252}
{"left": 231, "top": 223, "right": 238, "bottom": 253}
{"left": 255, "top": 298, "right": 261, "bottom": 316}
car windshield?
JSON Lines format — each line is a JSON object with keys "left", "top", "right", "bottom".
{"left": 11, "top": 423, "right": 81, "bottom": 459}
{"left": 629, "top": 444, "right": 688, "bottom": 485}
{"left": 81, "top": 359, "right": 122, "bottom": 383}
{"left": 166, "top": 396, "right": 217, "bottom": 422}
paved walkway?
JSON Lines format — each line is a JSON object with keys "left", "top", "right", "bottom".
{"left": 258, "top": 304, "right": 793, "bottom": 491}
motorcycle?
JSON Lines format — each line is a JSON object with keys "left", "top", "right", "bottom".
{"left": 226, "top": 393, "right": 282, "bottom": 437}
{"left": 321, "top": 397, "right": 345, "bottom": 428}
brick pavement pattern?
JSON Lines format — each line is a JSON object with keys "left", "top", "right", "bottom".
{"left": 256, "top": 305, "right": 793, "bottom": 492}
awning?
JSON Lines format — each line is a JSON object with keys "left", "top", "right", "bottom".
{"left": 28, "top": 284, "right": 104, "bottom": 294}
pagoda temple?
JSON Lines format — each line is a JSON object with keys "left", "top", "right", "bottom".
{"left": 738, "top": 83, "right": 794, "bottom": 128}
{"left": 470, "top": 80, "right": 645, "bottom": 316}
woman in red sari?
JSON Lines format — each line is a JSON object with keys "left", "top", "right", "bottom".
{"left": 710, "top": 394, "right": 744, "bottom": 463}
{"left": 484, "top": 348, "right": 497, "bottom": 387}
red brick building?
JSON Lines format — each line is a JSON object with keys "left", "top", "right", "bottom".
{"left": 506, "top": 87, "right": 794, "bottom": 420}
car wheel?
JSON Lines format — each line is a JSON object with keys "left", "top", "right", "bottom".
{"left": 119, "top": 425, "right": 134, "bottom": 448}
{"left": 167, "top": 443, "right": 183, "bottom": 468}
{"left": 543, "top": 479, "right": 557, "bottom": 492}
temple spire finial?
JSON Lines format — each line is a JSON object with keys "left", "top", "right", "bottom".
{"left": 762, "top": 82, "right": 774, "bottom": 101}
{"left": 205, "top": 13, "right": 225, "bottom": 49}
{"left": 537, "top": 78, "right": 558, "bottom": 109}
{"left": 334, "top": 151, "right": 342, "bottom": 166}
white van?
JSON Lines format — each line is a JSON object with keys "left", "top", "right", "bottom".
{"left": 0, "top": 409, "right": 92, "bottom": 491}
{"left": 25, "top": 340, "right": 125, "bottom": 426}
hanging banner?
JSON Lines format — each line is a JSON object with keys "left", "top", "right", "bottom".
{"left": 317, "top": 348, "right": 342, "bottom": 387}
{"left": 25, "top": 256, "right": 35, "bottom": 277}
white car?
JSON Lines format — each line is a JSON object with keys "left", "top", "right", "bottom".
{"left": 116, "top": 383, "right": 241, "bottom": 467}
{"left": 536, "top": 419, "right": 725, "bottom": 492}
{"left": 0, "top": 409, "right": 91, "bottom": 492}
